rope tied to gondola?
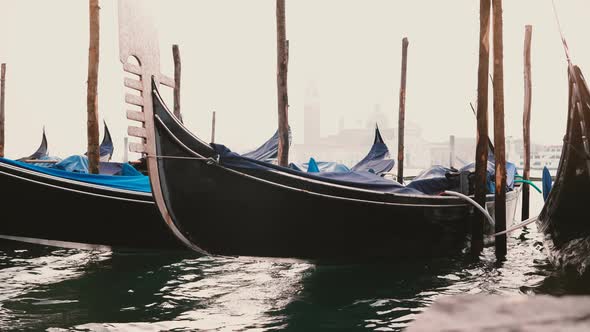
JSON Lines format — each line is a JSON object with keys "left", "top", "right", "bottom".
{"left": 147, "top": 154, "right": 219, "bottom": 164}
{"left": 443, "top": 191, "right": 538, "bottom": 238}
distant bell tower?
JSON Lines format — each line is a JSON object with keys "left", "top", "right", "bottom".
{"left": 304, "top": 80, "right": 320, "bottom": 145}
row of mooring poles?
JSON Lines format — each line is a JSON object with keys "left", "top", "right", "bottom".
{"left": 473, "top": 0, "right": 509, "bottom": 259}
{"left": 473, "top": 0, "right": 533, "bottom": 260}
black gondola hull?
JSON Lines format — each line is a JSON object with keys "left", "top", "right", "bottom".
{"left": 150, "top": 86, "right": 520, "bottom": 261}
{"left": 537, "top": 65, "right": 590, "bottom": 276}
{"left": 0, "top": 161, "right": 184, "bottom": 250}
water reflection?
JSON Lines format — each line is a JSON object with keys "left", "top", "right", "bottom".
{"left": 0, "top": 219, "right": 579, "bottom": 331}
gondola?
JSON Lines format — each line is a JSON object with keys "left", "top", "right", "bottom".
{"left": 137, "top": 78, "right": 520, "bottom": 260}
{"left": 537, "top": 62, "right": 590, "bottom": 276}
{"left": 119, "top": 0, "right": 519, "bottom": 260}
{"left": 0, "top": 119, "right": 303, "bottom": 250}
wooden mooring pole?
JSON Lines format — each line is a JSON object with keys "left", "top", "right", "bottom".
{"left": 86, "top": 0, "right": 100, "bottom": 174}
{"left": 211, "top": 111, "right": 216, "bottom": 143}
{"left": 522, "top": 25, "right": 532, "bottom": 221}
{"left": 473, "top": 0, "right": 491, "bottom": 256}
{"left": 0, "top": 63, "right": 5, "bottom": 158}
{"left": 276, "top": 0, "right": 289, "bottom": 167}
{"left": 172, "top": 44, "right": 183, "bottom": 123}
{"left": 492, "top": 0, "right": 507, "bottom": 259}
{"left": 397, "top": 37, "right": 409, "bottom": 183}
{"left": 450, "top": 135, "right": 456, "bottom": 168}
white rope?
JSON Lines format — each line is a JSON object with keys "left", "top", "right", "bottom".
{"left": 443, "top": 191, "right": 495, "bottom": 227}
{"left": 443, "top": 190, "right": 539, "bottom": 237}
{"left": 489, "top": 216, "right": 538, "bottom": 237}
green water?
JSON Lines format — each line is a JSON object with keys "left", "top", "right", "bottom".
{"left": 0, "top": 191, "right": 588, "bottom": 331}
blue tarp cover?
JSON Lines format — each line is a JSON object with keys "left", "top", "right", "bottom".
{"left": 406, "top": 165, "right": 460, "bottom": 195}
{"left": 542, "top": 166, "right": 552, "bottom": 201}
{"left": 242, "top": 127, "right": 292, "bottom": 162}
{"left": 351, "top": 126, "right": 395, "bottom": 175}
{"left": 212, "top": 143, "right": 424, "bottom": 195}
{"left": 53, "top": 155, "right": 143, "bottom": 176}
{"left": 289, "top": 160, "right": 351, "bottom": 173}
{"left": 0, "top": 157, "right": 151, "bottom": 193}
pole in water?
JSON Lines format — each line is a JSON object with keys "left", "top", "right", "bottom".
{"left": 86, "top": 0, "right": 100, "bottom": 174}
{"left": 172, "top": 44, "right": 183, "bottom": 123}
{"left": 449, "top": 135, "right": 456, "bottom": 168}
{"left": 397, "top": 37, "right": 409, "bottom": 183}
{"left": 276, "top": 0, "right": 289, "bottom": 167}
{"left": 492, "top": 0, "right": 507, "bottom": 260}
{"left": 211, "top": 111, "right": 216, "bottom": 143}
{"left": 522, "top": 25, "right": 532, "bottom": 221}
{"left": 0, "top": 63, "right": 6, "bottom": 157}
{"left": 473, "top": 0, "right": 491, "bottom": 257}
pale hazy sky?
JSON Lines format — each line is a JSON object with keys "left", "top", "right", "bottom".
{"left": 0, "top": 0, "right": 589, "bottom": 161}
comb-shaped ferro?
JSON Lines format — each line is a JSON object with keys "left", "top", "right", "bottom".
{"left": 117, "top": 0, "right": 207, "bottom": 254}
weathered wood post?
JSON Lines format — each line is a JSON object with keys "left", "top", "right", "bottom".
{"left": 276, "top": 0, "right": 289, "bottom": 166}
{"left": 397, "top": 37, "right": 409, "bottom": 183}
{"left": 172, "top": 44, "right": 183, "bottom": 123}
{"left": 0, "top": 63, "right": 5, "bottom": 157}
{"left": 473, "top": 0, "right": 492, "bottom": 256}
{"left": 86, "top": 0, "right": 100, "bottom": 174}
{"left": 211, "top": 111, "right": 216, "bottom": 143}
{"left": 492, "top": 0, "right": 507, "bottom": 259}
{"left": 450, "top": 135, "right": 456, "bottom": 168}
{"left": 522, "top": 25, "right": 532, "bottom": 221}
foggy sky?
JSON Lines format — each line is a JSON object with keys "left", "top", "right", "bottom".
{"left": 0, "top": 0, "right": 588, "bottom": 161}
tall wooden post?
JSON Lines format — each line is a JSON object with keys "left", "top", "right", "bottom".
{"left": 397, "top": 37, "right": 409, "bottom": 183}
{"left": 522, "top": 25, "right": 532, "bottom": 221}
{"left": 172, "top": 44, "right": 183, "bottom": 123}
{"left": 473, "top": 0, "right": 491, "bottom": 256}
{"left": 276, "top": 0, "right": 289, "bottom": 166}
{"left": 492, "top": 0, "right": 507, "bottom": 259}
{"left": 449, "top": 135, "right": 456, "bottom": 168}
{"left": 0, "top": 64, "right": 5, "bottom": 157}
{"left": 211, "top": 111, "right": 216, "bottom": 143}
{"left": 86, "top": 0, "right": 100, "bottom": 174}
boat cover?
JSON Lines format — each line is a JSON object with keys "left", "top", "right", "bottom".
{"left": 542, "top": 166, "right": 552, "bottom": 201}
{"left": 0, "top": 157, "right": 150, "bottom": 193}
{"left": 242, "top": 127, "right": 292, "bottom": 162}
{"left": 406, "top": 165, "right": 461, "bottom": 194}
{"left": 212, "top": 143, "right": 424, "bottom": 195}
{"left": 351, "top": 125, "right": 395, "bottom": 175}
{"left": 52, "top": 155, "right": 143, "bottom": 176}
{"left": 289, "top": 160, "right": 351, "bottom": 173}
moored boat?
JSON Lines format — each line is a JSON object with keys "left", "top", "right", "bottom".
{"left": 537, "top": 63, "right": 590, "bottom": 276}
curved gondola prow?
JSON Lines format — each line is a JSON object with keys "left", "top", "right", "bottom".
{"left": 17, "top": 128, "right": 48, "bottom": 161}
{"left": 538, "top": 64, "right": 590, "bottom": 238}
{"left": 117, "top": 0, "right": 207, "bottom": 255}
{"left": 99, "top": 121, "right": 114, "bottom": 161}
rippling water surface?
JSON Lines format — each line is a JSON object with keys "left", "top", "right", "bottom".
{"left": 1, "top": 189, "right": 588, "bottom": 331}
